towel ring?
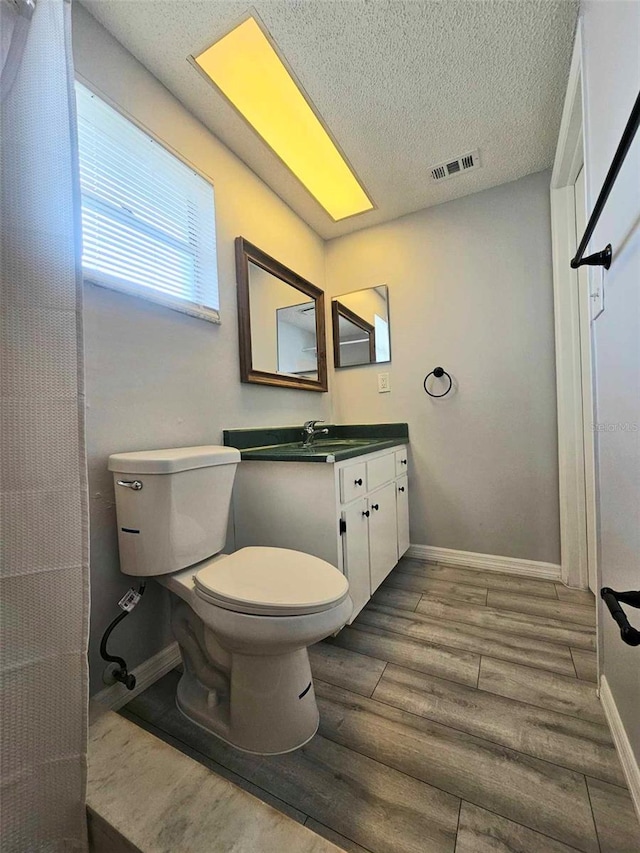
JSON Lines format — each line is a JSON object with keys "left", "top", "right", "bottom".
{"left": 423, "top": 366, "right": 452, "bottom": 398}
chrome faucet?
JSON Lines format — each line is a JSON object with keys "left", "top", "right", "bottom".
{"left": 302, "top": 419, "right": 329, "bottom": 447}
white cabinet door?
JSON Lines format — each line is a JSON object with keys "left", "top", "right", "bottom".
{"left": 396, "top": 475, "right": 410, "bottom": 558}
{"left": 368, "top": 482, "right": 399, "bottom": 593}
{"left": 341, "top": 498, "right": 371, "bottom": 622}
{"left": 395, "top": 448, "right": 408, "bottom": 477}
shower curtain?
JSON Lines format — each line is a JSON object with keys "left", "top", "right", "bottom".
{"left": 1, "top": 0, "right": 90, "bottom": 850}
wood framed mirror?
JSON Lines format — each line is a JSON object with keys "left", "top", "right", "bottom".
{"left": 235, "top": 237, "right": 328, "bottom": 391}
{"left": 332, "top": 285, "right": 391, "bottom": 368}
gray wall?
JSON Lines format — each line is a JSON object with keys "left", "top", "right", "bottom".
{"left": 581, "top": 1, "right": 640, "bottom": 770}
{"left": 326, "top": 171, "right": 561, "bottom": 564}
{"left": 72, "top": 5, "right": 331, "bottom": 695}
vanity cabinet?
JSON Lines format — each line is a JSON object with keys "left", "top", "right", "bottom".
{"left": 232, "top": 445, "right": 410, "bottom": 622}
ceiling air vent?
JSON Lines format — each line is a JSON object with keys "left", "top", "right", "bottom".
{"left": 430, "top": 150, "right": 480, "bottom": 182}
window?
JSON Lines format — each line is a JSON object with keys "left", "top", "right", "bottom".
{"left": 76, "top": 83, "right": 219, "bottom": 322}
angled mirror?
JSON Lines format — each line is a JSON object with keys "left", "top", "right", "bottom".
{"left": 235, "top": 238, "right": 328, "bottom": 391}
{"left": 332, "top": 285, "right": 391, "bottom": 368}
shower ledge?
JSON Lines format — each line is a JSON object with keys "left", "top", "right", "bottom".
{"left": 87, "top": 703, "right": 341, "bottom": 853}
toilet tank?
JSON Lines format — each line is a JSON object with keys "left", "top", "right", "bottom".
{"left": 108, "top": 446, "right": 241, "bottom": 577}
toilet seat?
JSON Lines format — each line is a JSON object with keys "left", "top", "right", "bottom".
{"left": 193, "top": 546, "right": 349, "bottom": 616}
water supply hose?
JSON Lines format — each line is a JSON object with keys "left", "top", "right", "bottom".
{"left": 99, "top": 582, "right": 146, "bottom": 690}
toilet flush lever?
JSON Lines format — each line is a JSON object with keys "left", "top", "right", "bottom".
{"left": 117, "top": 479, "right": 143, "bottom": 491}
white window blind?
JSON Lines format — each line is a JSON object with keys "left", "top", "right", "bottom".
{"left": 76, "top": 83, "right": 219, "bottom": 322}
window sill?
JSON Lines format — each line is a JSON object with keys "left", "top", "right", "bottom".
{"left": 83, "top": 275, "right": 221, "bottom": 325}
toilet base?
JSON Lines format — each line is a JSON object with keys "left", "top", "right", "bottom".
{"left": 175, "top": 647, "right": 320, "bottom": 755}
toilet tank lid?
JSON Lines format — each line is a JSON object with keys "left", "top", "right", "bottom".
{"left": 108, "top": 445, "right": 241, "bottom": 474}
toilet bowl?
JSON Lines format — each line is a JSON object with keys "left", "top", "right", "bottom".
{"left": 162, "top": 547, "right": 351, "bottom": 753}
{"left": 108, "top": 446, "right": 353, "bottom": 754}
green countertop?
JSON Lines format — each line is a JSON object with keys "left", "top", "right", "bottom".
{"left": 223, "top": 424, "right": 409, "bottom": 463}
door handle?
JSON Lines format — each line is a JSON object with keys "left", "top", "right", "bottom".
{"left": 601, "top": 588, "right": 640, "bottom": 646}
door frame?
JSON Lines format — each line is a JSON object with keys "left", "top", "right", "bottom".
{"left": 550, "top": 25, "right": 595, "bottom": 591}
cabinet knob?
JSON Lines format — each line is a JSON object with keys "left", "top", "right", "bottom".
{"left": 398, "top": 486, "right": 405, "bottom": 492}
{"left": 401, "top": 459, "right": 407, "bottom": 465}
{"left": 354, "top": 478, "right": 363, "bottom": 486}
{"left": 371, "top": 504, "right": 379, "bottom": 512}
{"left": 362, "top": 510, "right": 370, "bottom": 518}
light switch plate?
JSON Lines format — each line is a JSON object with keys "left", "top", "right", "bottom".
{"left": 378, "top": 372, "right": 390, "bottom": 393}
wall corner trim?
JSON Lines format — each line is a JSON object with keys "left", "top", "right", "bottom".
{"left": 406, "top": 544, "right": 562, "bottom": 581}
{"left": 599, "top": 674, "right": 640, "bottom": 824}
{"left": 91, "top": 642, "right": 181, "bottom": 711}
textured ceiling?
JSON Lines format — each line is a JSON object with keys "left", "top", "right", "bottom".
{"left": 80, "top": 0, "right": 578, "bottom": 239}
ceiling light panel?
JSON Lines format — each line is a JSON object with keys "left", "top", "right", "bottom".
{"left": 193, "top": 17, "right": 373, "bottom": 221}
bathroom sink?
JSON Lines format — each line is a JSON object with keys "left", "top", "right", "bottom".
{"left": 308, "top": 439, "right": 376, "bottom": 451}
{"left": 275, "top": 439, "right": 376, "bottom": 454}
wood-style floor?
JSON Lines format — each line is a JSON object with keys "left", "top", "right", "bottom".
{"left": 121, "top": 558, "right": 640, "bottom": 853}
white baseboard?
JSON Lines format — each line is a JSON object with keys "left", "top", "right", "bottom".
{"left": 92, "top": 642, "right": 181, "bottom": 711}
{"left": 599, "top": 675, "right": 640, "bottom": 823}
{"left": 406, "top": 544, "right": 562, "bottom": 581}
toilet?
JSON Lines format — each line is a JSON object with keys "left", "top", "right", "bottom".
{"left": 108, "top": 445, "right": 352, "bottom": 754}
